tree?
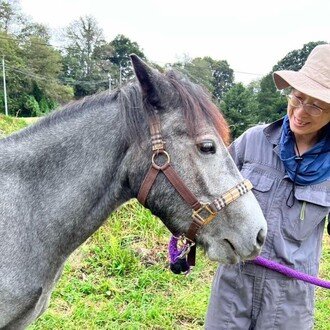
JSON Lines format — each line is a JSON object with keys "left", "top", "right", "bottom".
{"left": 0, "top": 19, "right": 73, "bottom": 116}
{"left": 220, "top": 83, "right": 258, "bottom": 139}
{"left": 172, "top": 56, "right": 214, "bottom": 93}
{"left": 0, "top": 30, "right": 28, "bottom": 116}
{"left": 18, "top": 22, "right": 50, "bottom": 41}
{"left": 22, "top": 35, "right": 73, "bottom": 102}
{"left": 109, "top": 34, "right": 146, "bottom": 85}
{"left": 0, "top": 0, "right": 21, "bottom": 34}
{"left": 172, "top": 56, "right": 234, "bottom": 101}
{"left": 212, "top": 59, "right": 234, "bottom": 101}
{"left": 256, "top": 73, "right": 287, "bottom": 124}
{"left": 62, "top": 15, "right": 107, "bottom": 97}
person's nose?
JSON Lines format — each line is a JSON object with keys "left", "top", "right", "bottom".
{"left": 293, "top": 104, "right": 308, "bottom": 117}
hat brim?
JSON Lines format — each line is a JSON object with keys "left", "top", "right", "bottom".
{"left": 273, "top": 71, "right": 330, "bottom": 104}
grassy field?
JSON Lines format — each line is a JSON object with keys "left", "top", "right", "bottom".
{"left": 316, "top": 234, "right": 330, "bottom": 330}
{"left": 0, "top": 114, "right": 28, "bottom": 136}
{"left": 0, "top": 116, "right": 329, "bottom": 329}
{"left": 29, "top": 201, "right": 216, "bottom": 329}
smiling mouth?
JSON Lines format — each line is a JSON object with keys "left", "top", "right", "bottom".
{"left": 294, "top": 117, "right": 309, "bottom": 127}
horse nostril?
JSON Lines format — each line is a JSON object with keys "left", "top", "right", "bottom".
{"left": 257, "top": 228, "right": 266, "bottom": 247}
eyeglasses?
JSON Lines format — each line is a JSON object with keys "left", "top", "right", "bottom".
{"left": 286, "top": 94, "right": 324, "bottom": 117}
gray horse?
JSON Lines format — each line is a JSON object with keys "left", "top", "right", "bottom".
{"left": 0, "top": 55, "right": 267, "bottom": 329}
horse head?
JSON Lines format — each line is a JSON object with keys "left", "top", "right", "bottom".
{"left": 126, "top": 55, "right": 267, "bottom": 264}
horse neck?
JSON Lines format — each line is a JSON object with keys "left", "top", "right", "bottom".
{"left": 2, "top": 101, "right": 134, "bottom": 255}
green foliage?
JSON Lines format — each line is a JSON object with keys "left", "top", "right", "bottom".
{"left": 18, "top": 22, "right": 50, "bottom": 41}
{"left": 0, "top": 30, "right": 26, "bottom": 116}
{"left": 174, "top": 56, "right": 215, "bottom": 94}
{"left": 256, "top": 73, "right": 287, "bottom": 124}
{"left": 22, "top": 35, "right": 70, "bottom": 102}
{"left": 62, "top": 31, "right": 146, "bottom": 96}
{"left": 62, "top": 15, "right": 109, "bottom": 97}
{"left": 212, "top": 59, "right": 234, "bottom": 101}
{"left": 109, "top": 34, "right": 146, "bottom": 85}
{"left": 173, "top": 56, "right": 234, "bottom": 102}
{"left": 24, "top": 95, "right": 40, "bottom": 116}
{"left": 39, "top": 97, "right": 51, "bottom": 114}
{"left": 220, "top": 83, "right": 258, "bottom": 139}
{"left": 0, "top": 0, "right": 21, "bottom": 33}
{"left": 60, "top": 18, "right": 146, "bottom": 97}
{"left": 22, "top": 95, "right": 54, "bottom": 117}
{"left": 1, "top": 1, "right": 327, "bottom": 130}
{"left": 0, "top": 2, "right": 72, "bottom": 117}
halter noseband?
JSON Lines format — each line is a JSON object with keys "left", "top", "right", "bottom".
{"left": 137, "top": 113, "right": 253, "bottom": 267}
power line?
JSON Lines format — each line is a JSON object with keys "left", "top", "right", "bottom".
{"left": 6, "top": 64, "right": 49, "bottom": 81}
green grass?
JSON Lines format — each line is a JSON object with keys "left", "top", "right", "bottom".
{"left": 0, "top": 116, "right": 329, "bottom": 329}
{"left": 0, "top": 114, "right": 28, "bottom": 136}
{"left": 315, "top": 235, "right": 330, "bottom": 329}
{"left": 28, "top": 201, "right": 216, "bottom": 330}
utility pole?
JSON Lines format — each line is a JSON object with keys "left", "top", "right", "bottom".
{"left": 2, "top": 56, "right": 8, "bottom": 116}
{"left": 119, "top": 66, "right": 122, "bottom": 87}
{"left": 108, "top": 73, "right": 111, "bottom": 93}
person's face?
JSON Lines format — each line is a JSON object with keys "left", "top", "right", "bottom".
{"left": 287, "top": 89, "right": 330, "bottom": 137}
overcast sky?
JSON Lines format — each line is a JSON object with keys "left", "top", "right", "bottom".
{"left": 20, "top": 0, "right": 330, "bottom": 85}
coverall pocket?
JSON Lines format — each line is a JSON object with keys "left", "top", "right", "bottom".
{"left": 281, "top": 186, "right": 330, "bottom": 242}
{"left": 241, "top": 165, "right": 274, "bottom": 213}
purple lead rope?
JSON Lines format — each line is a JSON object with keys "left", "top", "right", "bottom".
{"left": 168, "top": 235, "right": 330, "bottom": 288}
{"left": 253, "top": 256, "right": 330, "bottom": 289}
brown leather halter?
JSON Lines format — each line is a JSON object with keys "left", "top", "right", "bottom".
{"left": 137, "top": 113, "right": 253, "bottom": 266}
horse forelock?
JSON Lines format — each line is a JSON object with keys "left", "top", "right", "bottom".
{"left": 118, "top": 71, "right": 230, "bottom": 146}
{"left": 166, "top": 70, "right": 231, "bottom": 146}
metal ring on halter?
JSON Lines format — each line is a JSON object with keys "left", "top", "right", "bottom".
{"left": 152, "top": 150, "right": 171, "bottom": 170}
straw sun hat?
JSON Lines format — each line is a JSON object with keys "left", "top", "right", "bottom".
{"left": 273, "top": 44, "right": 330, "bottom": 104}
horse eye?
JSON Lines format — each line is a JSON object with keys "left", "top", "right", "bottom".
{"left": 197, "top": 140, "right": 216, "bottom": 154}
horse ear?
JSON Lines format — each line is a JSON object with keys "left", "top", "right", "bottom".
{"left": 130, "top": 54, "right": 164, "bottom": 109}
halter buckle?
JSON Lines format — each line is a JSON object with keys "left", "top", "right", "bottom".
{"left": 192, "top": 203, "right": 217, "bottom": 225}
